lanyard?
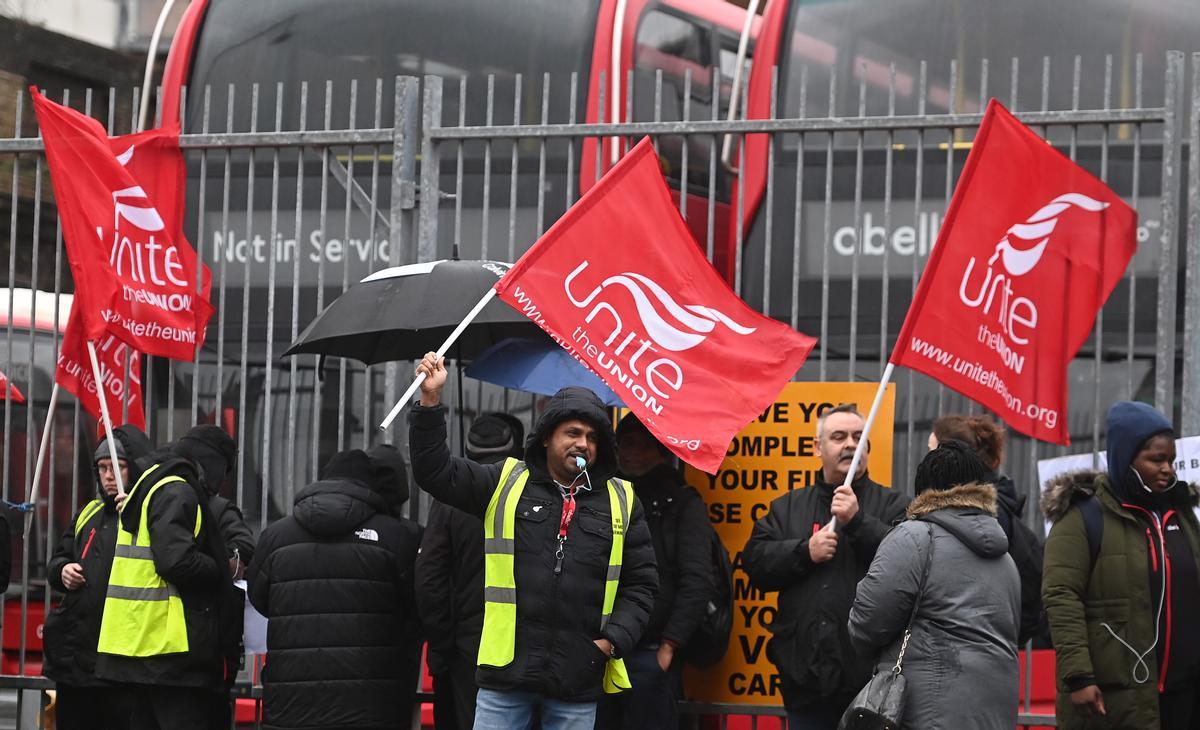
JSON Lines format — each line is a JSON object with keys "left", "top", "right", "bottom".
{"left": 559, "top": 488, "right": 578, "bottom": 540}
{"left": 554, "top": 487, "right": 577, "bottom": 575}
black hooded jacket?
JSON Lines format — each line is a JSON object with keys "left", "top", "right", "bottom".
{"left": 43, "top": 425, "right": 154, "bottom": 687}
{"left": 408, "top": 387, "right": 658, "bottom": 702}
{"left": 246, "top": 449, "right": 423, "bottom": 730}
{"left": 630, "top": 463, "right": 715, "bottom": 649}
{"left": 742, "top": 472, "right": 910, "bottom": 709}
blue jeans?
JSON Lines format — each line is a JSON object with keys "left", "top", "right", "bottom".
{"left": 473, "top": 688, "right": 597, "bottom": 730}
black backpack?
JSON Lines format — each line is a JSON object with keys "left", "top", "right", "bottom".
{"left": 663, "top": 488, "right": 734, "bottom": 668}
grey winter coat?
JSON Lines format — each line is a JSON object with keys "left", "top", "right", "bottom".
{"left": 848, "top": 483, "right": 1020, "bottom": 730}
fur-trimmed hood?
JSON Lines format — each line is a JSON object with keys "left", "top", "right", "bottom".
{"left": 907, "top": 482, "right": 998, "bottom": 518}
{"left": 1041, "top": 469, "right": 1200, "bottom": 523}
{"left": 1040, "top": 470, "right": 1102, "bottom": 524}
{"left": 907, "top": 482, "right": 1008, "bottom": 558}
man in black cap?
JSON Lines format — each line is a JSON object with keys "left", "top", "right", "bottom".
{"left": 410, "top": 352, "right": 657, "bottom": 730}
{"left": 417, "top": 412, "right": 525, "bottom": 730}
{"left": 94, "top": 424, "right": 244, "bottom": 730}
{"left": 247, "top": 444, "right": 423, "bottom": 730}
{"left": 44, "top": 425, "right": 154, "bottom": 729}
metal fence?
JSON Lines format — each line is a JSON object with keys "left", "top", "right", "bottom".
{"left": 1, "top": 50, "right": 1199, "bottom": 728}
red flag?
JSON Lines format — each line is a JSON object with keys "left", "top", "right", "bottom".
{"left": 495, "top": 138, "right": 816, "bottom": 473}
{"left": 31, "top": 89, "right": 212, "bottom": 361}
{"left": 892, "top": 100, "right": 1136, "bottom": 444}
{"left": 0, "top": 368, "right": 25, "bottom": 404}
{"left": 56, "top": 305, "right": 145, "bottom": 431}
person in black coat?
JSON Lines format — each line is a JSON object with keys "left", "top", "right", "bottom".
{"left": 94, "top": 425, "right": 240, "bottom": 730}
{"left": 409, "top": 353, "right": 657, "bottom": 729}
{"left": 246, "top": 445, "right": 423, "bottom": 730}
{"left": 43, "top": 425, "right": 153, "bottom": 730}
{"left": 171, "top": 425, "right": 252, "bottom": 727}
{"left": 596, "top": 414, "right": 715, "bottom": 730}
{"left": 743, "top": 404, "right": 910, "bottom": 730}
{"left": 417, "top": 412, "right": 524, "bottom": 730}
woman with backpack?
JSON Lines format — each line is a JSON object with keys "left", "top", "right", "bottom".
{"left": 1042, "top": 401, "right": 1200, "bottom": 729}
{"left": 848, "top": 440, "right": 1020, "bottom": 730}
{"left": 929, "top": 414, "right": 1046, "bottom": 644}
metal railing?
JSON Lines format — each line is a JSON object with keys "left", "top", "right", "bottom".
{"left": 3, "top": 50, "right": 1199, "bottom": 728}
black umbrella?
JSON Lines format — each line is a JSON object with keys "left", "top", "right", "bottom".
{"left": 283, "top": 259, "right": 544, "bottom": 365}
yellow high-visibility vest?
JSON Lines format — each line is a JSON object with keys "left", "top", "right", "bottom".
{"left": 73, "top": 499, "right": 105, "bottom": 537}
{"left": 478, "top": 458, "right": 633, "bottom": 694}
{"left": 96, "top": 464, "right": 201, "bottom": 658}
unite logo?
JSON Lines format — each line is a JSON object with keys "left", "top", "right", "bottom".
{"left": 561, "top": 260, "right": 758, "bottom": 415}
{"left": 958, "top": 193, "right": 1109, "bottom": 348}
{"left": 99, "top": 144, "right": 193, "bottom": 311}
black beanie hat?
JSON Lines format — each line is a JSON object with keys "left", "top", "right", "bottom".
{"left": 467, "top": 413, "right": 525, "bottom": 465}
{"left": 914, "top": 439, "right": 988, "bottom": 495}
{"left": 616, "top": 413, "right": 671, "bottom": 457}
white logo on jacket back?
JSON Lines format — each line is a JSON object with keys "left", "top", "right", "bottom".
{"left": 355, "top": 528, "right": 379, "bottom": 542}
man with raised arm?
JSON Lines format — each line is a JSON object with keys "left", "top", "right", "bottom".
{"left": 408, "top": 352, "right": 657, "bottom": 730}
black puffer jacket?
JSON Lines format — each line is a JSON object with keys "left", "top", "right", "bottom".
{"left": 246, "top": 449, "right": 423, "bottom": 730}
{"left": 632, "top": 464, "right": 714, "bottom": 649}
{"left": 93, "top": 455, "right": 233, "bottom": 689}
{"left": 43, "top": 425, "right": 153, "bottom": 687}
{"left": 409, "top": 387, "right": 658, "bottom": 702}
{"left": 743, "top": 473, "right": 910, "bottom": 709}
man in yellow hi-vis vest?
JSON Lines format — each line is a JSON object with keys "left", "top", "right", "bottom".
{"left": 411, "top": 352, "right": 658, "bottom": 730}
{"left": 44, "top": 424, "right": 154, "bottom": 730}
{"left": 94, "top": 425, "right": 241, "bottom": 730}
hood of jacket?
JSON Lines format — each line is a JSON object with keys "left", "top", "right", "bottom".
{"left": 96, "top": 425, "right": 155, "bottom": 505}
{"left": 1041, "top": 469, "right": 1199, "bottom": 523}
{"left": 365, "top": 444, "right": 411, "bottom": 510}
{"left": 296, "top": 449, "right": 391, "bottom": 537}
{"left": 907, "top": 482, "right": 1009, "bottom": 558}
{"left": 1105, "top": 401, "right": 1174, "bottom": 490}
{"left": 524, "top": 387, "right": 617, "bottom": 478}
{"left": 174, "top": 425, "right": 238, "bottom": 496}
{"left": 987, "top": 471, "right": 1025, "bottom": 518}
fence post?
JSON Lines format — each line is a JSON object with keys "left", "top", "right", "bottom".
{"left": 384, "top": 76, "right": 421, "bottom": 449}
{"left": 1155, "top": 51, "right": 1184, "bottom": 417}
{"left": 1180, "top": 52, "right": 1200, "bottom": 435}
{"left": 418, "top": 76, "right": 444, "bottom": 263}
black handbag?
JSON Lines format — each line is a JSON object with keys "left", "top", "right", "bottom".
{"left": 838, "top": 522, "right": 935, "bottom": 730}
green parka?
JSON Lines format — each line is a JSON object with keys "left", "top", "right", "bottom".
{"left": 1041, "top": 470, "right": 1200, "bottom": 729}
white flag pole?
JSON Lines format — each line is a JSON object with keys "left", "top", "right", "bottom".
{"left": 378, "top": 287, "right": 499, "bottom": 432}
{"left": 26, "top": 382, "right": 61, "bottom": 531}
{"left": 87, "top": 340, "right": 127, "bottom": 497}
{"left": 827, "top": 361, "right": 896, "bottom": 532}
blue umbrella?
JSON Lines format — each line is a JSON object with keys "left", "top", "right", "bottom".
{"left": 466, "top": 337, "right": 625, "bottom": 407}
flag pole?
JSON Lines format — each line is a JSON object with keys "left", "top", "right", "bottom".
{"left": 86, "top": 340, "right": 126, "bottom": 497}
{"left": 26, "top": 382, "right": 61, "bottom": 532}
{"left": 378, "top": 287, "right": 499, "bottom": 432}
{"left": 827, "top": 361, "right": 896, "bottom": 532}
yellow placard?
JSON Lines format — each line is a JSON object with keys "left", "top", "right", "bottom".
{"left": 681, "top": 381, "right": 896, "bottom": 704}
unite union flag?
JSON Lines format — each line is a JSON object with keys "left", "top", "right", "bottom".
{"left": 31, "top": 89, "right": 212, "bottom": 362}
{"left": 892, "top": 100, "right": 1137, "bottom": 444}
{"left": 495, "top": 138, "right": 816, "bottom": 473}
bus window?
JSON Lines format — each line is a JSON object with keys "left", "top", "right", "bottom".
{"left": 185, "top": 0, "right": 600, "bottom": 134}
{"left": 633, "top": 7, "right": 736, "bottom": 200}
{"left": 780, "top": 0, "right": 1196, "bottom": 122}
